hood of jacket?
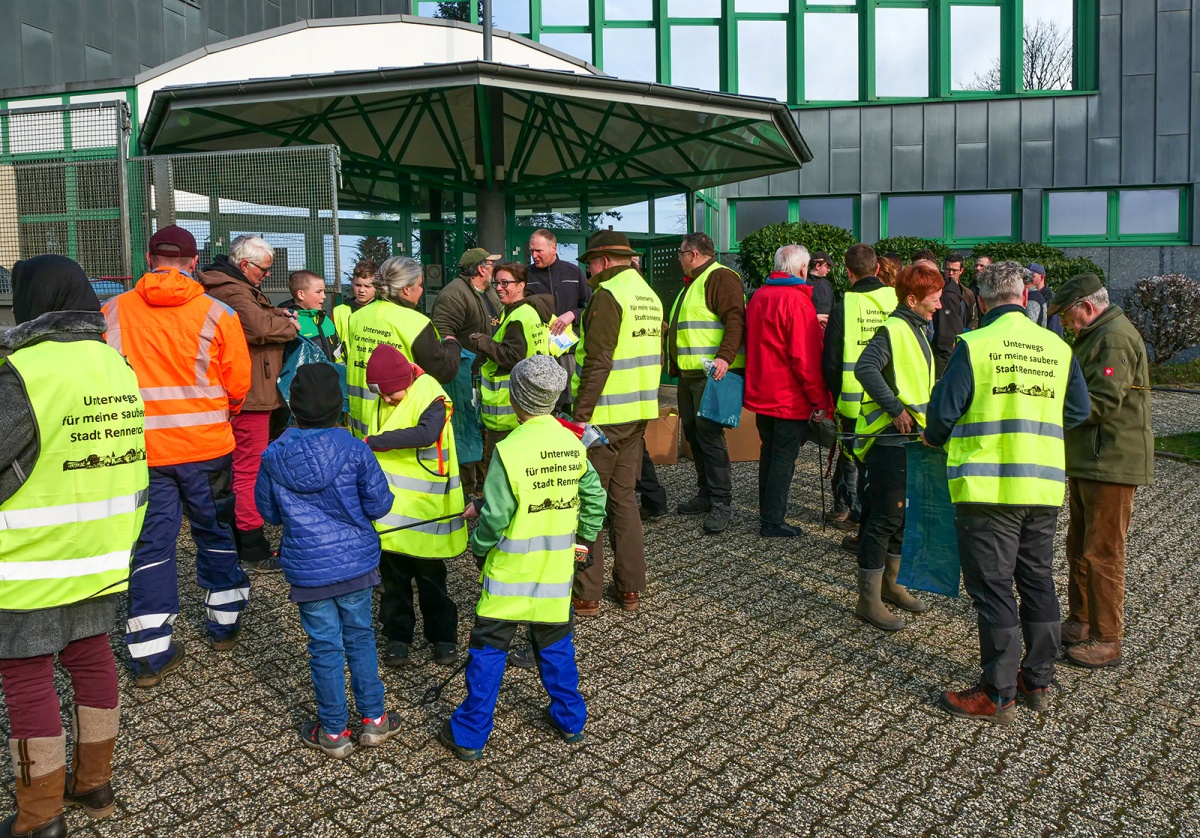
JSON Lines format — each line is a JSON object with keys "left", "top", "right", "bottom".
{"left": 2, "top": 310, "right": 106, "bottom": 351}
{"left": 135, "top": 268, "right": 207, "bottom": 308}
{"left": 765, "top": 271, "right": 810, "bottom": 288}
{"left": 261, "top": 428, "right": 344, "bottom": 494}
{"left": 519, "top": 293, "right": 556, "bottom": 323}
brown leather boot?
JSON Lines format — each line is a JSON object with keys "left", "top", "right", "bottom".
{"left": 3, "top": 735, "right": 67, "bottom": 838}
{"left": 1064, "top": 638, "right": 1122, "bottom": 668}
{"left": 64, "top": 704, "right": 119, "bottom": 819}
{"left": 1061, "top": 619, "right": 1089, "bottom": 646}
{"left": 882, "top": 554, "right": 929, "bottom": 614}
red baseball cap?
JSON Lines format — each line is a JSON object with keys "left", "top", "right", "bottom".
{"left": 148, "top": 225, "right": 198, "bottom": 258}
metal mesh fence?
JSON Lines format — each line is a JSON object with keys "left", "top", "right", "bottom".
{"left": 0, "top": 102, "right": 129, "bottom": 300}
{"left": 128, "top": 145, "right": 341, "bottom": 301}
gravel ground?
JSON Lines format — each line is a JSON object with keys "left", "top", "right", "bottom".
{"left": 2, "top": 451, "right": 1199, "bottom": 836}
{"left": 1151, "top": 391, "right": 1200, "bottom": 437}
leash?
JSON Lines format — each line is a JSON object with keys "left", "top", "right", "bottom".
{"left": 375, "top": 512, "right": 465, "bottom": 537}
{"left": 419, "top": 657, "right": 470, "bottom": 706}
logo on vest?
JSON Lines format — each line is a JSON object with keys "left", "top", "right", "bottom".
{"left": 991, "top": 383, "right": 1056, "bottom": 399}
{"left": 527, "top": 496, "right": 580, "bottom": 514}
{"left": 63, "top": 448, "right": 147, "bottom": 471}
{"left": 631, "top": 327, "right": 660, "bottom": 338}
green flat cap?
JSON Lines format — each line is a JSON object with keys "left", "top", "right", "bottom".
{"left": 1048, "top": 272, "right": 1104, "bottom": 316}
{"left": 458, "top": 247, "right": 501, "bottom": 268}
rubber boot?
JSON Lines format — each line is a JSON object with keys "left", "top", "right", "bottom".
{"left": 882, "top": 554, "right": 929, "bottom": 614}
{"left": 855, "top": 569, "right": 904, "bottom": 631}
{"left": 2, "top": 735, "right": 67, "bottom": 838}
{"left": 64, "top": 704, "right": 119, "bottom": 819}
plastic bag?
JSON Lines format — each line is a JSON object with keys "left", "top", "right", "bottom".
{"left": 445, "top": 347, "right": 484, "bottom": 465}
{"left": 898, "top": 442, "right": 961, "bottom": 598}
{"left": 277, "top": 336, "right": 348, "bottom": 416}
{"left": 696, "top": 369, "right": 744, "bottom": 428}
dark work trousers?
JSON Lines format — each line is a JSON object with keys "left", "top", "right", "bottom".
{"left": 575, "top": 420, "right": 647, "bottom": 601}
{"left": 832, "top": 416, "right": 863, "bottom": 520}
{"left": 637, "top": 448, "right": 668, "bottom": 514}
{"left": 858, "top": 444, "right": 906, "bottom": 571}
{"left": 956, "top": 503, "right": 1061, "bottom": 700}
{"left": 756, "top": 414, "right": 810, "bottom": 527}
{"left": 379, "top": 551, "right": 458, "bottom": 646}
{"left": 677, "top": 373, "right": 732, "bottom": 506}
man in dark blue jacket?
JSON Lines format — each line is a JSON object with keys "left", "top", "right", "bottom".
{"left": 255, "top": 364, "right": 400, "bottom": 759}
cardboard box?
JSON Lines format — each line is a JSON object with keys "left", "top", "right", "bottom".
{"left": 645, "top": 406, "right": 680, "bottom": 465}
{"left": 681, "top": 407, "right": 761, "bottom": 463}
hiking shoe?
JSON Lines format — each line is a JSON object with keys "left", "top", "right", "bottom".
{"left": 211, "top": 628, "right": 240, "bottom": 652}
{"left": 825, "top": 509, "right": 849, "bottom": 524}
{"left": 438, "top": 720, "right": 483, "bottom": 761}
{"left": 133, "top": 640, "right": 186, "bottom": 688}
{"left": 546, "top": 709, "right": 584, "bottom": 744}
{"left": 433, "top": 643, "right": 458, "bottom": 666}
{"left": 572, "top": 599, "right": 600, "bottom": 618}
{"left": 383, "top": 641, "right": 411, "bottom": 668}
{"left": 359, "top": 712, "right": 401, "bottom": 746}
{"left": 939, "top": 685, "right": 1016, "bottom": 726}
{"left": 507, "top": 647, "right": 537, "bottom": 670}
{"left": 1017, "top": 673, "right": 1052, "bottom": 712}
{"left": 676, "top": 496, "right": 712, "bottom": 516}
{"left": 840, "top": 534, "right": 861, "bottom": 555}
{"left": 1064, "top": 638, "right": 1122, "bottom": 669}
{"left": 702, "top": 503, "right": 733, "bottom": 534}
{"left": 1061, "top": 619, "right": 1089, "bottom": 647}
{"left": 760, "top": 523, "right": 801, "bottom": 538}
{"left": 831, "top": 517, "right": 859, "bottom": 532}
{"left": 299, "top": 722, "right": 355, "bottom": 759}
{"left": 244, "top": 555, "right": 282, "bottom": 574}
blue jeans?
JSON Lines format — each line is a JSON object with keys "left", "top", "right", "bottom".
{"left": 297, "top": 588, "right": 385, "bottom": 734}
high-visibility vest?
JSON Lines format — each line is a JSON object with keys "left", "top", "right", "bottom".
{"left": 837, "top": 286, "right": 898, "bottom": 420}
{"left": 668, "top": 262, "right": 745, "bottom": 372}
{"left": 346, "top": 300, "right": 437, "bottom": 438}
{"left": 480, "top": 302, "right": 550, "bottom": 432}
{"left": 103, "top": 270, "right": 246, "bottom": 467}
{"left": 332, "top": 303, "right": 352, "bottom": 343}
{"left": 0, "top": 339, "right": 148, "bottom": 610}
{"left": 853, "top": 315, "right": 934, "bottom": 459}
{"left": 369, "top": 374, "right": 466, "bottom": 558}
{"left": 946, "top": 311, "right": 1073, "bottom": 506}
{"left": 571, "top": 268, "right": 663, "bottom": 425}
{"left": 477, "top": 414, "right": 586, "bottom": 624}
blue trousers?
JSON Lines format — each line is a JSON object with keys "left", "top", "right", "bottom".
{"left": 297, "top": 587, "right": 386, "bottom": 734}
{"left": 126, "top": 455, "right": 250, "bottom": 674}
{"left": 450, "top": 617, "right": 586, "bottom": 750}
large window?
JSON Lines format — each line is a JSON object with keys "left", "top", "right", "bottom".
{"left": 883, "top": 192, "right": 1017, "bottom": 244}
{"left": 730, "top": 195, "right": 860, "bottom": 247}
{"left": 733, "top": 199, "right": 789, "bottom": 243}
{"left": 1045, "top": 188, "right": 1189, "bottom": 245}
{"left": 875, "top": 8, "right": 929, "bottom": 99}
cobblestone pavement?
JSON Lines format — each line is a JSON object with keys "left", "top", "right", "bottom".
{"left": 3, "top": 448, "right": 1199, "bottom": 836}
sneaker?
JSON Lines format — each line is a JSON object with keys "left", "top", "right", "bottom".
{"left": 676, "top": 496, "right": 712, "bottom": 516}
{"left": 546, "top": 709, "right": 584, "bottom": 744}
{"left": 244, "top": 555, "right": 283, "bottom": 574}
{"left": 438, "top": 720, "right": 483, "bottom": 761}
{"left": 383, "top": 641, "right": 411, "bottom": 668}
{"left": 299, "top": 721, "right": 355, "bottom": 759}
{"left": 507, "top": 647, "right": 537, "bottom": 670}
{"left": 702, "top": 503, "right": 733, "bottom": 534}
{"left": 359, "top": 711, "right": 401, "bottom": 746}
{"left": 1016, "top": 673, "right": 1051, "bottom": 712}
{"left": 939, "top": 685, "right": 1016, "bottom": 726}
{"left": 432, "top": 643, "right": 458, "bottom": 666}
{"left": 211, "top": 628, "right": 240, "bottom": 652}
{"left": 133, "top": 640, "right": 186, "bottom": 689}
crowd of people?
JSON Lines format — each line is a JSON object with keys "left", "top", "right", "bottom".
{"left": 0, "top": 221, "right": 1153, "bottom": 835}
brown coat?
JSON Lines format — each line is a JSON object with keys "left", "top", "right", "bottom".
{"left": 198, "top": 256, "right": 298, "bottom": 411}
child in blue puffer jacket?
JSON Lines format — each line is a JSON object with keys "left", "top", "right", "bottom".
{"left": 255, "top": 364, "right": 398, "bottom": 759}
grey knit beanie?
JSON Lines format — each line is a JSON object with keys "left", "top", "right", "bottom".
{"left": 509, "top": 354, "right": 566, "bottom": 417}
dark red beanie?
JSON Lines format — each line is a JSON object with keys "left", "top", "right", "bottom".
{"left": 366, "top": 344, "right": 414, "bottom": 393}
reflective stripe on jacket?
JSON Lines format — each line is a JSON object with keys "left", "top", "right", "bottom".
{"left": 668, "top": 262, "right": 745, "bottom": 372}
{"left": 837, "top": 286, "right": 897, "bottom": 420}
{"left": 0, "top": 340, "right": 148, "bottom": 610}
{"left": 946, "top": 312, "right": 1073, "bottom": 506}
{"left": 478, "top": 415, "right": 586, "bottom": 624}
{"left": 480, "top": 303, "right": 550, "bottom": 432}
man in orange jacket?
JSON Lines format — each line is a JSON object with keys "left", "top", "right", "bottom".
{"left": 103, "top": 226, "right": 253, "bottom": 687}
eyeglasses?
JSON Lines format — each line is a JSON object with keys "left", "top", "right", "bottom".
{"left": 248, "top": 260, "right": 272, "bottom": 275}
{"left": 678, "top": 249, "right": 694, "bottom": 257}
{"left": 494, "top": 280, "right": 520, "bottom": 288}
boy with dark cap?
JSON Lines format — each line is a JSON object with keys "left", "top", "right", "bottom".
{"left": 255, "top": 364, "right": 400, "bottom": 758}
{"left": 440, "top": 355, "right": 607, "bottom": 760}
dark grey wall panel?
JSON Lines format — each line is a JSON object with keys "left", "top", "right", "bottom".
{"left": 892, "top": 105, "right": 923, "bottom": 147}
{"left": 110, "top": 0, "right": 140, "bottom": 76}
{"left": 1090, "top": 11, "right": 1122, "bottom": 138}
{"left": 829, "top": 148, "right": 860, "bottom": 194}
{"left": 1053, "top": 96, "right": 1089, "bottom": 186}
{"left": 987, "top": 99, "right": 1021, "bottom": 189}
{"left": 54, "top": 0, "right": 87, "bottom": 84}
{"left": 136, "top": 0, "right": 164, "bottom": 70}
{"left": 1156, "top": 134, "right": 1190, "bottom": 183}
{"left": 1020, "top": 189, "right": 1042, "bottom": 242}
{"left": 860, "top": 109, "right": 892, "bottom": 193}
{"left": 892, "top": 145, "right": 923, "bottom": 192}
{"left": 859, "top": 193, "right": 880, "bottom": 243}
{"left": 828, "top": 108, "right": 860, "bottom": 150}
{"left": 85, "top": 46, "right": 115, "bottom": 81}
{"left": 1121, "top": 0, "right": 1157, "bottom": 76}
{"left": 86, "top": 0, "right": 113, "bottom": 52}
{"left": 955, "top": 103, "right": 987, "bottom": 144}
{"left": 768, "top": 171, "right": 801, "bottom": 195}
{"left": 1156, "top": 9, "right": 1191, "bottom": 136}
{"left": 20, "top": 24, "right": 55, "bottom": 87}
{"left": 1192, "top": 74, "right": 1200, "bottom": 177}
{"left": 1021, "top": 99, "right": 1054, "bottom": 142}
{"left": 796, "top": 113, "right": 830, "bottom": 195}
{"left": 1120, "top": 74, "right": 1156, "bottom": 183}
{"left": 922, "top": 105, "right": 955, "bottom": 190}
{"left": 1088, "top": 137, "right": 1121, "bottom": 183}
{"left": 209, "top": 0, "right": 229, "bottom": 34}
{"left": 246, "top": 0, "right": 265, "bottom": 34}
{"left": 1021, "top": 140, "right": 1053, "bottom": 187}
{"left": 264, "top": 1, "right": 281, "bottom": 29}
{"left": 20, "top": 2, "right": 55, "bottom": 32}
{"left": 955, "top": 143, "right": 987, "bottom": 190}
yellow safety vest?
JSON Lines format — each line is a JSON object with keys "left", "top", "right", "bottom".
{"left": 946, "top": 312, "right": 1073, "bottom": 506}
{"left": 572, "top": 268, "right": 663, "bottom": 425}
{"left": 369, "top": 374, "right": 466, "bottom": 558}
{"left": 854, "top": 315, "right": 934, "bottom": 459}
{"left": 668, "top": 262, "right": 745, "bottom": 372}
{"left": 480, "top": 302, "right": 550, "bottom": 432}
{"left": 0, "top": 339, "right": 148, "bottom": 610}
{"left": 838, "top": 286, "right": 898, "bottom": 420}
{"left": 345, "top": 300, "right": 437, "bottom": 438}
{"left": 332, "top": 303, "right": 351, "bottom": 344}
{"left": 477, "top": 415, "right": 587, "bottom": 624}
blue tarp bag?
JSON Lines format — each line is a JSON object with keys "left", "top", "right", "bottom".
{"left": 445, "top": 347, "right": 484, "bottom": 465}
{"left": 696, "top": 369, "right": 744, "bottom": 428}
{"left": 277, "top": 335, "right": 348, "bottom": 417}
{"left": 898, "top": 442, "right": 961, "bottom": 598}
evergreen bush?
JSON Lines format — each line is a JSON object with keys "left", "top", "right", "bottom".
{"left": 736, "top": 221, "right": 858, "bottom": 290}
{"left": 871, "top": 237, "right": 951, "bottom": 263}
{"left": 970, "top": 243, "right": 1105, "bottom": 290}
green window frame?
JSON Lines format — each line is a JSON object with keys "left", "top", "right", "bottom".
{"left": 1043, "top": 187, "right": 1192, "bottom": 247}
{"left": 880, "top": 191, "right": 1018, "bottom": 246}
{"left": 728, "top": 194, "right": 860, "bottom": 249}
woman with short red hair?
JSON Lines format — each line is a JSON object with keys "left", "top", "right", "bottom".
{"left": 849, "top": 263, "right": 944, "bottom": 631}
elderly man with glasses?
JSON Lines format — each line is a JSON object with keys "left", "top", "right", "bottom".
{"left": 200, "top": 234, "right": 299, "bottom": 571}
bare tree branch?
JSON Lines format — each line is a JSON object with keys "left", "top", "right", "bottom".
{"left": 963, "top": 18, "right": 1073, "bottom": 92}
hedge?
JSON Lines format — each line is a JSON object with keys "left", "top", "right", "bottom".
{"left": 969, "top": 243, "right": 1105, "bottom": 291}
{"left": 736, "top": 221, "right": 858, "bottom": 291}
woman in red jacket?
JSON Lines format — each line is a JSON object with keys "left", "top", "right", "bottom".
{"left": 745, "top": 245, "right": 833, "bottom": 537}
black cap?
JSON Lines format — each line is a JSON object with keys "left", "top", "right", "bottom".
{"left": 290, "top": 364, "right": 343, "bottom": 428}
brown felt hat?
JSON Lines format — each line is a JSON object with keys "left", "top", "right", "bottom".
{"left": 578, "top": 230, "right": 637, "bottom": 262}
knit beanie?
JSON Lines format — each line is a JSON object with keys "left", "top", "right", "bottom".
{"left": 509, "top": 355, "right": 566, "bottom": 417}
{"left": 366, "top": 343, "right": 415, "bottom": 394}
{"left": 290, "top": 364, "right": 343, "bottom": 428}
